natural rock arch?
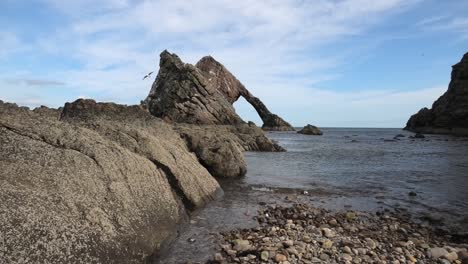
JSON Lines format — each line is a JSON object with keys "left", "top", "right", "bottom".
{"left": 144, "top": 51, "right": 294, "bottom": 131}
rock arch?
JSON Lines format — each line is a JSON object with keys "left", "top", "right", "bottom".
{"left": 144, "top": 51, "right": 294, "bottom": 131}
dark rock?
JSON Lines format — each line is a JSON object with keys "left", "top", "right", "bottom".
{"left": 405, "top": 52, "right": 468, "bottom": 136}
{"left": 144, "top": 51, "right": 294, "bottom": 131}
{"left": 297, "top": 124, "right": 323, "bottom": 135}
{"left": 414, "top": 133, "right": 425, "bottom": 139}
{"left": 409, "top": 191, "right": 417, "bottom": 197}
{"left": 0, "top": 99, "right": 221, "bottom": 263}
{"left": 196, "top": 55, "right": 294, "bottom": 131}
{"left": 144, "top": 51, "right": 242, "bottom": 125}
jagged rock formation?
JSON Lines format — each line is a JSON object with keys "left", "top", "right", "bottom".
{"left": 0, "top": 99, "right": 220, "bottom": 263}
{"left": 405, "top": 52, "right": 468, "bottom": 136}
{"left": 144, "top": 51, "right": 243, "bottom": 125}
{"left": 144, "top": 51, "right": 294, "bottom": 131}
{"left": 196, "top": 56, "right": 294, "bottom": 131}
{"left": 297, "top": 124, "right": 323, "bottom": 135}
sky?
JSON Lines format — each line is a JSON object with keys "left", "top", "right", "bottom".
{"left": 0, "top": 0, "right": 467, "bottom": 128}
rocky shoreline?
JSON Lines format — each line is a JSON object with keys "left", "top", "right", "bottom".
{"left": 209, "top": 203, "right": 468, "bottom": 264}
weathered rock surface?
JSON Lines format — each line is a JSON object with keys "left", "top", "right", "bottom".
{"left": 0, "top": 99, "right": 220, "bottom": 263}
{"left": 144, "top": 51, "right": 243, "bottom": 125}
{"left": 196, "top": 56, "right": 294, "bottom": 131}
{"left": 297, "top": 124, "right": 323, "bottom": 135}
{"left": 144, "top": 51, "right": 294, "bottom": 131}
{"left": 176, "top": 123, "right": 285, "bottom": 178}
{"left": 406, "top": 52, "right": 468, "bottom": 136}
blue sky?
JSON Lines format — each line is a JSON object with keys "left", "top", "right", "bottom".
{"left": 1, "top": 0, "right": 467, "bottom": 127}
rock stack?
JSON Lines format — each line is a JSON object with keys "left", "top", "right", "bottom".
{"left": 405, "top": 52, "right": 468, "bottom": 136}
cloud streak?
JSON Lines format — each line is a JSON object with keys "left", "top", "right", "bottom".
{"left": 5, "top": 78, "right": 65, "bottom": 86}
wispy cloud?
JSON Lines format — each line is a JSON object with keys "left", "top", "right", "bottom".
{"left": 5, "top": 78, "right": 65, "bottom": 86}
{"left": 5, "top": 0, "right": 461, "bottom": 127}
{"left": 417, "top": 16, "right": 468, "bottom": 38}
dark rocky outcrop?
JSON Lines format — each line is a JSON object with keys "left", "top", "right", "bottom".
{"left": 297, "top": 124, "right": 323, "bottom": 135}
{"left": 144, "top": 51, "right": 294, "bottom": 131}
{"left": 405, "top": 52, "right": 468, "bottom": 136}
{"left": 196, "top": 56, "right": 294, "bottom": 131}
{"left": 0, "top": 99, "right": 220, "bottom": 263}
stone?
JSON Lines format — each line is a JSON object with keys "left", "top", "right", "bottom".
{"left": 429, "top": 247, "right": 449, "bottom": 259}
{"left": 343, "top": 246, "right": 352, "bottom": 254}
{"left": 405, "top": 52, "right": 468, "bottom": 136}
{"left": 446, "top": 252, "right": 458, "bottom": 261}
{"left": 322, "top": 239, "right": 333, "bottom": 249}
{"left": 341, "top": 253, "right": 353, "bottom": 261}
{"left": 319, "top": 253, "right": 330, "bottom": 261}
{"left": 283, "top": 240, "right": 294, "bottom": 247}
{"left": 297, "top": 124, "right": 323, "bottom": 135}
{"left": 232, "top": 239, "right": 251, "bottom": 252}
{"left": 322, "top": 228, "right": 335, "bottom": 238}
{"left": 261, "top": 251, "right": 270, "bottom": 261}
{"left": 275, "top": 253, "right": 287, "bottom": 262}
{"left": 346, "top": 212, "right": 357, "bottom": 221}
{"left": 328, "top": 219, "right": 338, "bottom": 226}
{"left": 0, "top": 99, "right": 221, "bottom": 263}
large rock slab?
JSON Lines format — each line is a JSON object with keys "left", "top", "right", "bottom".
{"left": 405, "top": 52, "right": 468, "bottom": 136}
{"left": 0, "top": 99, "right": 220, "bottom": 263}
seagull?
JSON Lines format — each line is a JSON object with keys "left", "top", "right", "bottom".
{"left": 142, "top": 71, "right": 153, "bottom": 80}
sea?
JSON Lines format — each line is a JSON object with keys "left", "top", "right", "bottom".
{"left": 247, "top": 128, "right": 468, "bottom": 230}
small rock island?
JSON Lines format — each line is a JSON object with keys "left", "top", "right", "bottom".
{"left": 297, "top": 124, "right": 323, "bottom": 135}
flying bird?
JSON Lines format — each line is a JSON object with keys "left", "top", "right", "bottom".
{"left": 142, "top": 71, "right": 153, "bottom": 80}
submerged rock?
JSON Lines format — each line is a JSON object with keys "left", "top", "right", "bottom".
{"left": 405, "top": 52, "right": 468, "bottom": 136}
{"left": 0, "top": 99, "right": 220, "bottom": 263}
{"left": 297, "top": 124, "right": 323, "bottom": 135}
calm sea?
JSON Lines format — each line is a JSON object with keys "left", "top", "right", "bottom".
{"left": 244, "top": 128, "right": 468, "bottom": 232}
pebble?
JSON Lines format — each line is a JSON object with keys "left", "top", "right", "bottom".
{"left": 275, "top": 253, "right": 287, "bottom": 262}
{"left": 208, "top": 203, "right": 467, "bottom": 264}
{"left": 429, "top": 247, "right": 449, "bottom": 259}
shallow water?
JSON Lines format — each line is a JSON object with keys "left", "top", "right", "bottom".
{"left": 246, "top": 128, "right": 468, "bottom": 229}
{"left": 154, "top": 128, "right": 468, "bottom": 263}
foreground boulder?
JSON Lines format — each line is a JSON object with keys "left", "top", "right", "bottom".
{"left": 0, "top": 99, "right": 220, "bottom": 263}
{"left": 405, "top": 52, "right": 468, "bottom": 136}
{"left": 144, "top": 51, "right": 294, "bottom": 131}
{"left": 176, "top": 123, "right": 285, "bottom": 178}
{"left": 298, "top": 124, "right": 323, "bottom": 135}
